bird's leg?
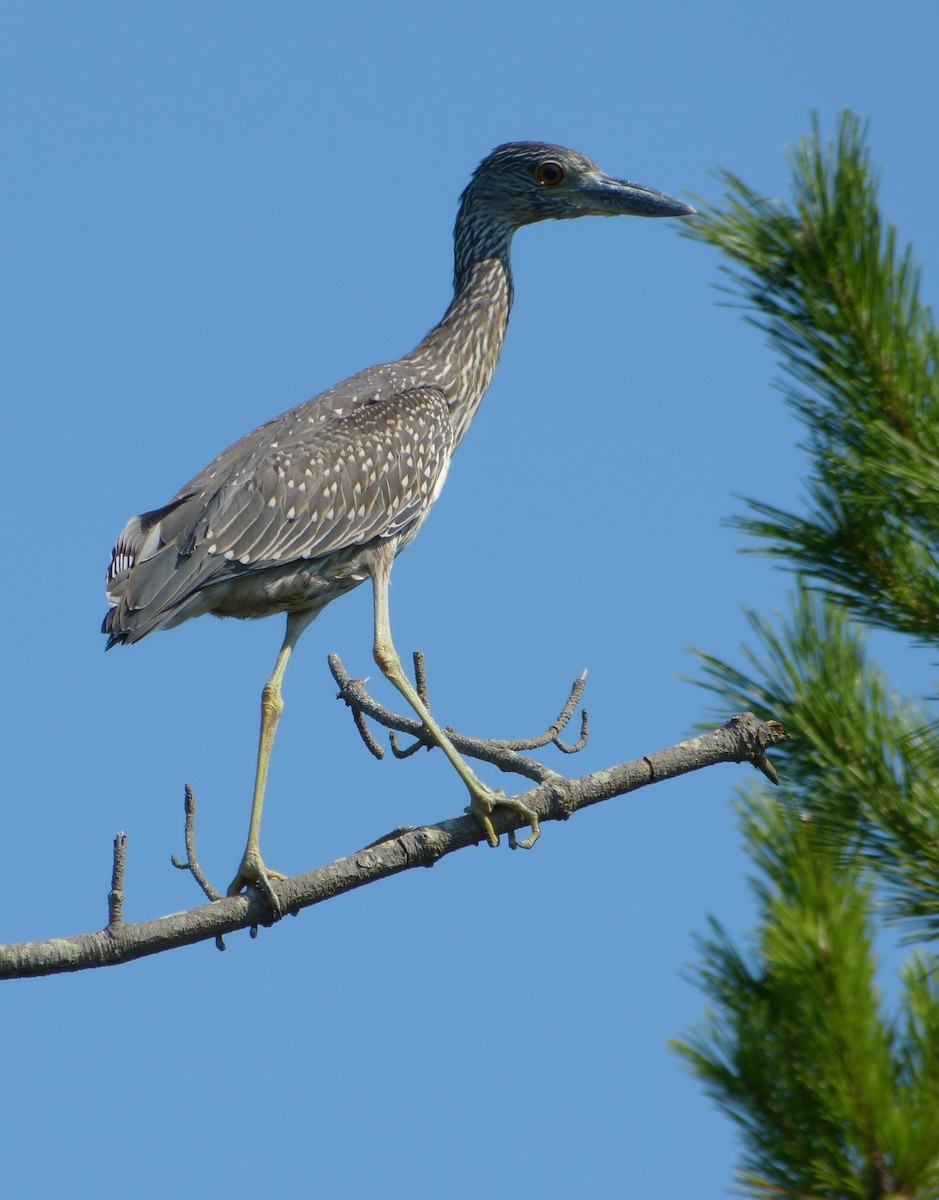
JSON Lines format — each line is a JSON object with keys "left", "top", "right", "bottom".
{"left": 228, "top": 611, "right": 315, "bottom": 901}
{"left": 370, "top": 548, "right": 539, "bottom": 849}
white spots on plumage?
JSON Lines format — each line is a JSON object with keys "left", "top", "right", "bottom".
{"left": 108, "top": 233, "right": 507, "bottom": 637}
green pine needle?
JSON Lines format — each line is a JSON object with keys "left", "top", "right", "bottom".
{"left": 685, "top": 111, "right": 939, "bottom": 642}
{"left": 675, "top": 112, "right": 939, "bottom": 1199}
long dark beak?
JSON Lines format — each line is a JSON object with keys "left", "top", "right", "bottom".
{"left": 582, "top": 172, "right": 696, "bottom": 218}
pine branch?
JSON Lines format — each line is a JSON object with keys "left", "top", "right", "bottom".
{"left": 691, "top": 586, "right": 939, "bottom": 937}
{"left": 685, "top": 111, "right": 939, "bottom": 642}
{"left": 674, "top": 797, "right": 939, "bottom": 1200}
{"left": 677, "top": 111, "right": 939, "bottom": 1199}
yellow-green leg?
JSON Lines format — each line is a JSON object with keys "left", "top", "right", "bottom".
{"left": 228, "top": 610, "right": 316, "bottom": 899}
{"left": 370, "top": 544, "right": 539, "bottom": 849}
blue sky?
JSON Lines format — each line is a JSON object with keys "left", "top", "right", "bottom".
{"left": 4, "top": 3, "right": 938, "bottom": 1196}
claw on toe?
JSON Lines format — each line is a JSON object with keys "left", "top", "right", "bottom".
{"left": 478, "top": 810, "right": 501, "bottom": 848}
{"left": 510, "top": 822, "right": 541, "bottom": 850}
{"left": 468, "top": 788, "right": 540, "bottom": 851}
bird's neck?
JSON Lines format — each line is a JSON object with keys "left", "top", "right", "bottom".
{"left": 407, "top": 203, "right": 517, "bottom": 450}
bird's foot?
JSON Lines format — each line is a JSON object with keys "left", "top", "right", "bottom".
{"left": 227, "top": 851, "right": 287, "bottom": 916}
{"left": 467, "top": 786, "right": 540, "bottom": 850}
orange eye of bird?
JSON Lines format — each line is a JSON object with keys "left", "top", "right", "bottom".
{"left": 536, "top": 161, "right": 565, "bottom": 187}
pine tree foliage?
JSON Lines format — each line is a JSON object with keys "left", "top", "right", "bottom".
{"left": 674, "top": 798, "right": 939, "bottom": 1200}
{"left": 695, "top": 589, "right": 939, "bottom": 935}
{"left": 685, "top": 112, "right": 939, "bottom": 642}
{"left": 673, "top": 114, "right": 939, "bottom": 1198}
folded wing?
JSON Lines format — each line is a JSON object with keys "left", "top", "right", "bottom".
{"left": 104, "top": 387, "right": 452, "bottom": 645}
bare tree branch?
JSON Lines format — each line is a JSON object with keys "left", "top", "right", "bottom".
{"left": 0, "top": 712, "right": 787, "bottom": 980}
{"left": 106, "top": 833, "right": 127, "bottom": 929}
{"left": 171, "top": 784, "right": 222, "bottom": 903}
{"left": 389, "top": 651, "right": 433, "bottom": 758}
{"left": 329, "top": 653, "right": 588, "bottom": 784}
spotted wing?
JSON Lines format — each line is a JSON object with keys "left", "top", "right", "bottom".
{"left": 104, "top": 387, "right": 452, "bottom": 643}
{"left": 200, "top": 387, "right": 451, "bottom": 567}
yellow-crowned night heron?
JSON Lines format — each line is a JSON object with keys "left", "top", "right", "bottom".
{"left": 104, "top": 142, "right": 694, "bottom": 898}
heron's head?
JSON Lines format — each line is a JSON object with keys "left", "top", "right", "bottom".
{"left": 464, "top": 141, "right": 695, "bottom": 228}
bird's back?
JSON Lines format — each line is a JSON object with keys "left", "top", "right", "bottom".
{"left": 104, "top": 359, "right": 454, "bottom": 646}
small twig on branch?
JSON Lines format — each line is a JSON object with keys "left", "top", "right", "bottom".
{"left": 389, "top": 651, "right": 436, "bottom": 758}
{"left": 481, "top": 669, "right": 589, "bottom": 754}
{"left": 170, "top": 785, "right": 225, "bottom": 948}
{"left": 328, "top": 652, "right": 587, "bottom": 783}
{"left": 353, "top": 702, "right": 386, "bottom": 760}
{"left": 413, "top": 649, "right": 430, "bottom": 706}
{"left": 171, "top": 785, "right": 222, "bottom": 903}
{"left": 0, "top": 713, "right": 788, "bottom": 980}
{"left": 389, "top": 732, "right": 426, "bottom": 759}
{"left": 107, "top": 833, "right": 127, "bottom": 929}
{"left": 753, "top": 752, "right": 779, "bottom": 785}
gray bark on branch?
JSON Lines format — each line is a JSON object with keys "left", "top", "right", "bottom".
{"left": 0, "top": 705, "right": 786, "bottom": 980}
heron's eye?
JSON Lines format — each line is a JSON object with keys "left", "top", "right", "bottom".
{"left": 536, "top": 161, "right": 565, "bottom": 187}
